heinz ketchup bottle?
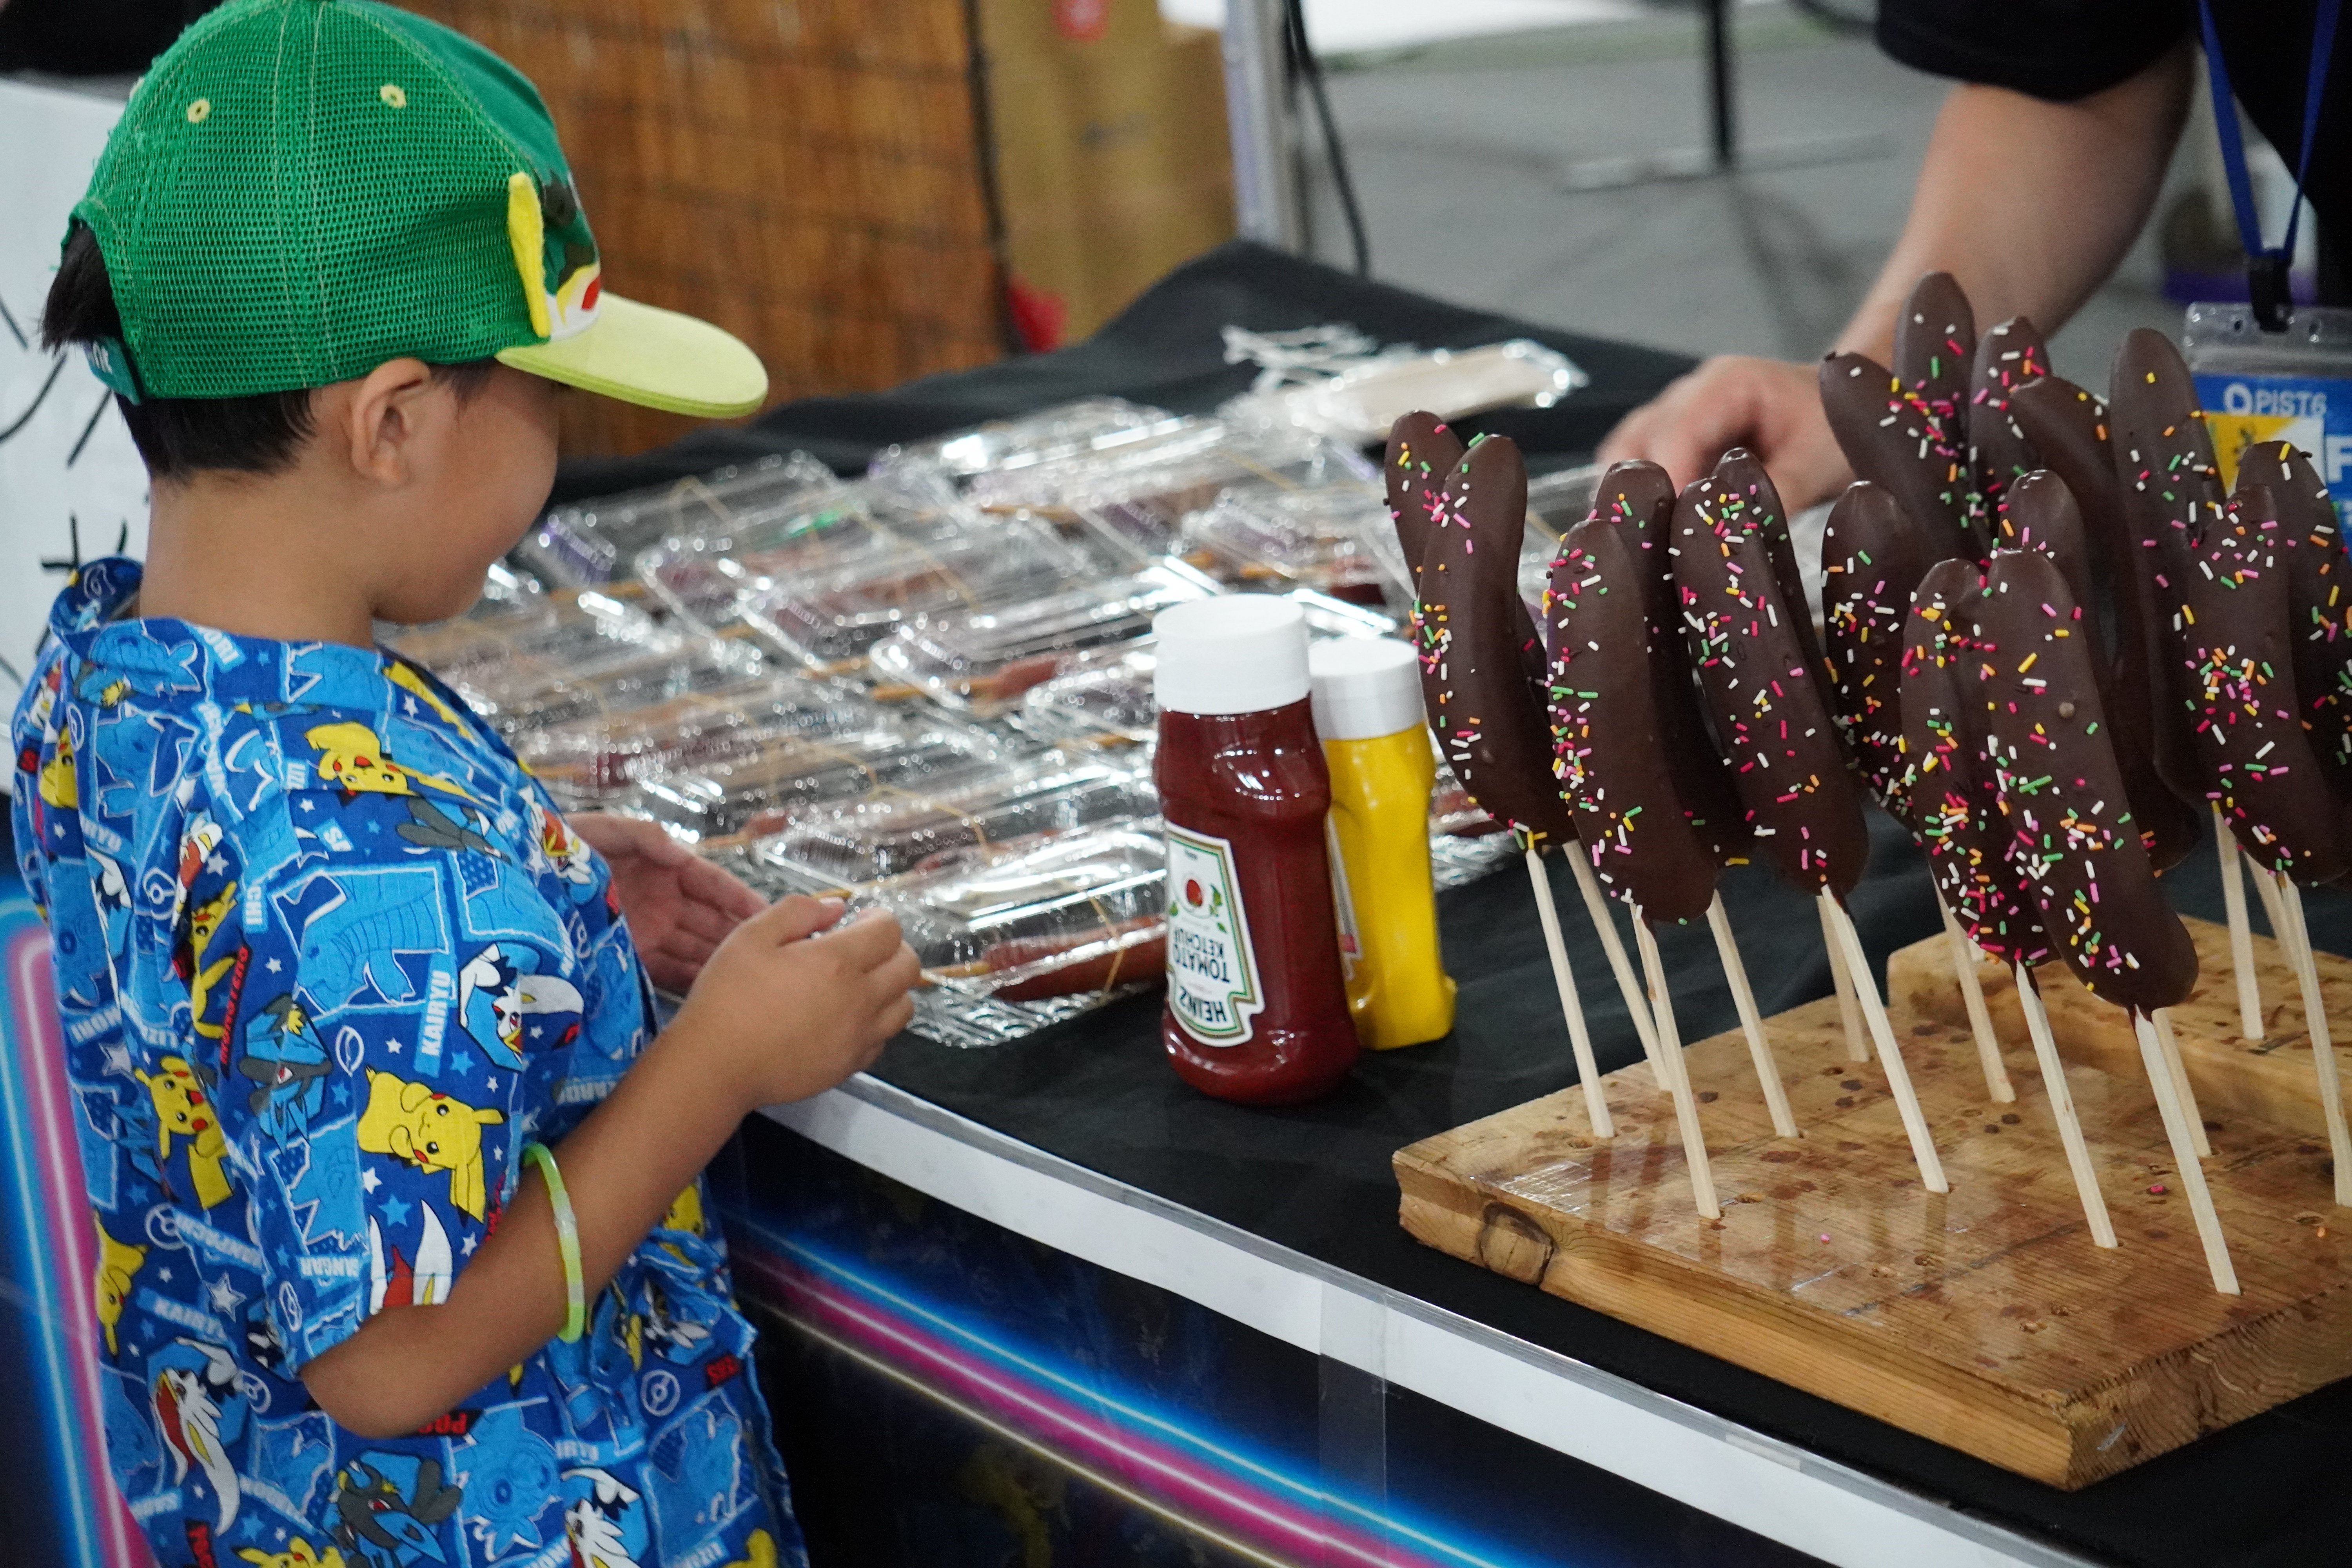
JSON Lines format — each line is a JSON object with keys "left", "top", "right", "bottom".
{"left": 1153, "top": 598, "right": 1359, "bottom": 1104}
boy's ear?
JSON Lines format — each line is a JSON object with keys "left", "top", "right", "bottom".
{"left": 336, "top": 358, "right": 440, "bottom": 486}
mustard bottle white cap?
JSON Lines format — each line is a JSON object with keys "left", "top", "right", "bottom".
{"left": 1307, "top": 636, "right": 1425, "bottom": 740}
{"left": 1153, "top": 596, "right": 1310, "bottom": 715}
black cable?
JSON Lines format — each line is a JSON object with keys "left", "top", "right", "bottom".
{"left": 1283, "top": 0, "right": 1371, "bottom": 276}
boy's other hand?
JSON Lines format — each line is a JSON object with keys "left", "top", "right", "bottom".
{"left": 567, "top": 813, "right": 767, "bottom": 993}
{"left": 670, "top": 897, "right": 921, "bottom": 1109}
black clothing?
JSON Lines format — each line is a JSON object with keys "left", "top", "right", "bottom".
{"left": 1878, "top": 0, "right": 2352, "bottom": 299}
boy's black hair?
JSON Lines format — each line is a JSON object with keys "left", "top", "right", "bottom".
{"left": 42, "top": 224, "right": 496, "bottom": 481}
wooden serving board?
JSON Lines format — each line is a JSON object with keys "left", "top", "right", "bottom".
{"left": 1395, "top": 991, "right": 2352, "bottom": 1488}
{"left": 1889, "top": 914, "right": 2352, "bottom": 1144}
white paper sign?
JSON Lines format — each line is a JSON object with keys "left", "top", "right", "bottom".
{"left": 0, "top": 78, "right": 146, "bottom": 718}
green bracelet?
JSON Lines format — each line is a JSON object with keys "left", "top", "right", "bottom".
{"left": 520, "top": 1141, "right": 584, "bottom": 1343}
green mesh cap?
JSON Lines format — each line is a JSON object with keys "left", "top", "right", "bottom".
{"left": 73, "top": 0, "right": 766, "bottom": 417}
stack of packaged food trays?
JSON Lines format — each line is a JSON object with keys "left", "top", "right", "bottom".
{"left": 389, "top": 399, "right": 1528, "bottom": 1047}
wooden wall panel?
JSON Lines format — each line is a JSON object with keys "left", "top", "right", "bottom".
{"left": 407, "top": 0, "right": 1007, "bottom": 457}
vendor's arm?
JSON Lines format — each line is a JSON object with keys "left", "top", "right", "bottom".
{"left": 1598, "top": 41, "right": 2194, "bottom": 509}
{"left": 301, "top": 896, "right": 919, "bottom": 1437}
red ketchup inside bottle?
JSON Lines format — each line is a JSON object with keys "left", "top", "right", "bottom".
{"left": 1153, "top": 597, "right": 1359, "bottom": 1104}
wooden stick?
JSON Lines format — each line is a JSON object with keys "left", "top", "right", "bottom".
{"left": 2249, "top": 851, "right": 2290, "bottom": 939}
{"left": 2131, "top": 1011, "right": 2240, "bottom": 1294}
{"left": 1819, "top": 895, "right": 1869, "bottom": 1062}
{"left": 1705, "top": 893, "right": 1798, "bottom": 1137}
{"left": 1820, "top": 890, "right": 1948, "bottom": 1192}
{"left": 2152, "top": 1009, "right": 2212, "bottom": 1159}
{"left": 1938, "top": 893, "right": 2015, "bottom": 1102}
{"left": 2213, "top": 806, "right": 2264, "bottom": 1041}
{"left": 1631, "top": 907, "right": 1720, "bottom": 1219}
{"left": 1565, "top": 848, "right": 1662, "bottom": 1067}
{"left": 1524, "top": 847, "right": 1615, "bottom": 1138}
{"left": 2015, "top": 963, "right": 2116, "bottom": 1248}
{"left": 2275, "top": 875, "right": 2352, "bottom": 1207}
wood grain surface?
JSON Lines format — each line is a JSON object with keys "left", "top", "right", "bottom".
{"left": 1395, "top": 984, "right": 2352, "bottom": 1488}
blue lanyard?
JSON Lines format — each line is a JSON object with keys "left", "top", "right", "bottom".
{"left": 2200, "top": 0, "right": 2339, "bottom": 328}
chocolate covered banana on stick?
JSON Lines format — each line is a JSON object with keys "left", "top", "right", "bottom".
{"left": 1973, "top": 545, "right": 2234, "bottom": 1289}
{"left": 1674, "top": 451, "right": 1947, "bottom": 1191}
{"left": 1393, "top": 423, "right": 1653, "bottom": 1130}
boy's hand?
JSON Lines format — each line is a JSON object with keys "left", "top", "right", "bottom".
{"left": 566, "top": 813, "right": 766, "bottom": 992}
{"left": 669, "top": 896, "right": 920, "bottom": 1109}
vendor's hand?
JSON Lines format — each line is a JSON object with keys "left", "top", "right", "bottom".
{"left": 1598, "top": 355, "right": 1852, "bottom": 513}
{"left": 566, "top": 812, "right": 767, "bottom": 993}
{"left": 670, "top": 897, "right": 920, "bottom": 1109}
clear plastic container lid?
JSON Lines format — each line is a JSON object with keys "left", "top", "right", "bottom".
{"left": 964, "top": 418, "right": 1368, "bottom": 555}
{"left": 1180, "top": 483, "right": 1403, "bottom": 605}
{"left": 511, "top": 673, "right": 885, "bottom": 808}
{"left": 1013, "top": 641, "right": 1162, "bottom": 745}
{"left": 632, "top": 721, "right": 1008, "bottom": 843}
{"left": 521, "top": 452, "right": 844, "bottom": 587}
{"left": 752, "top": 753, "right": 1155, "bottom": 884}
{"left": 444, "top": 632, "right": 766, "bottom": 739}
{"left": 636, "top": 482, "right": 972, "bottom": 639}
{"left": 864, "top": 560, "right": 1219, "bottom": 713}
{"left": 867, "top": 398, "right": 1185, "bottom": 494}
{"left": 389, "top": 588, "right": 693, "bottom": 702}
{"left": 738, "top": 517, "right": 1108, "bottom": 670}
{"left": 856, "top": 823, "right": 1168, "bottom": 1001}
{"left": 1219, "top": 340, "right": 1587, "bottom": 444}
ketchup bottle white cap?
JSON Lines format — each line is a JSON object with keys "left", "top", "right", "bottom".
{"left": 1153, "top": 596, "right": 1310, "bottom": 715}
{"left": 1307, "top": 636, "right": 1424, "bottom": 740}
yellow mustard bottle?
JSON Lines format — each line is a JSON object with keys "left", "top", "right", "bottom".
{"left": 1307, "top": 637, "right": 1456, "bottom": 1049}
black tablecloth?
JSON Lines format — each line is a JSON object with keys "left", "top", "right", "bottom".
{"left": 550, "top": 239, "right": 1696, "bottom": 497}
{"left": 589, "top": 243, "right": 2348, "bottom": 1567}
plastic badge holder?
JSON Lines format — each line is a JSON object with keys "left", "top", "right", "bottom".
{"left": 864, "top": 560, "right": 1220, "bottom": 714}
{"left": 2183, "top": 302, "right": 2352, "bottom": 525}
{"left": 867, "top": 398, "right": 1185, "bottom": 495}
{"left": 522, "top": 452, "right": 843, "bottom": 587}
{"left": 511, "top": 673, "right": 885, "bottom": 808}
{"left": 632, "top": 721, "right": 1007, "bottom": 843}
{"left": 856, "top": 823, "right": 1168, "bottom": 1001}
{"left": 1221, "top": 340, "right": 1587, "bottom": 445}
{"left": 753, "top": 753, "right": 1156, "bottom": 884}
{"left": 636, "top": 481, "right": 971, "bottom": 641}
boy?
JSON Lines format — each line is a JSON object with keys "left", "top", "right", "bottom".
{"left": 11, "top": 3, "right": 921, "bottom": 1564}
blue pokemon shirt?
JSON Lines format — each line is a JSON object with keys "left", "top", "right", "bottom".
{"left": 11, "top": 560, "right": 803, "bottom": 1568}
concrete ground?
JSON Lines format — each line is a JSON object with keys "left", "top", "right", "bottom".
{"left": 1295, "top": 5, "right": 2185, "bottom": 394}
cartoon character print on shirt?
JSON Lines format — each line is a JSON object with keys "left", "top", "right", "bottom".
{"left": 526, "top": 795, "right": 600, "bottom": 898}
{"left": 305, "top": 720, "right": 475, "bottom": 801}
{"left": 457, "top": 942, "right": 583, "bottom": 1070}
{"left": 236, "top": 1538, "right": 347, "bottom": 1568}
{"left": 151, "top": 1336, "right": 249, "bottom": 1532}
{"left": 96, "top": 1215, "right": 149, "bottom": 1354}
{"left": 356, "top": 1070, "right": 504, "bottom": 1220}
{"left": 238, "top": 995, "right": 331, "bottom": 1144}
{"left": 16, "top": 560, "right": 805, "bottom": 1568}
{"left": 455, "top": 1405, "right": 563, "bottom": 1555}
{"left": 330, "top": 1451, "right": 462, "bottom": 1568}
{"left": 134, "top": 1055, "right": 234, "bottom": 1209}
{"left": 563, "top": 1466, "right": 652, "bottom": 1568}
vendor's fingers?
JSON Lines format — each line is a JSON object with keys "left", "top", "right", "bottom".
{"left": 676, "top": 852, "right": 769, "bottom": 921}
{"left": 871, "top": 991, "right": 916, "bottom": 1046}
{"left": 1600, "top": 355, "right": 1828, "bottom": 499}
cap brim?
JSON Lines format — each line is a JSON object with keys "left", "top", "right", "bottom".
{"left": 496, "top": 292, "right": 768, "bottom": 419}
